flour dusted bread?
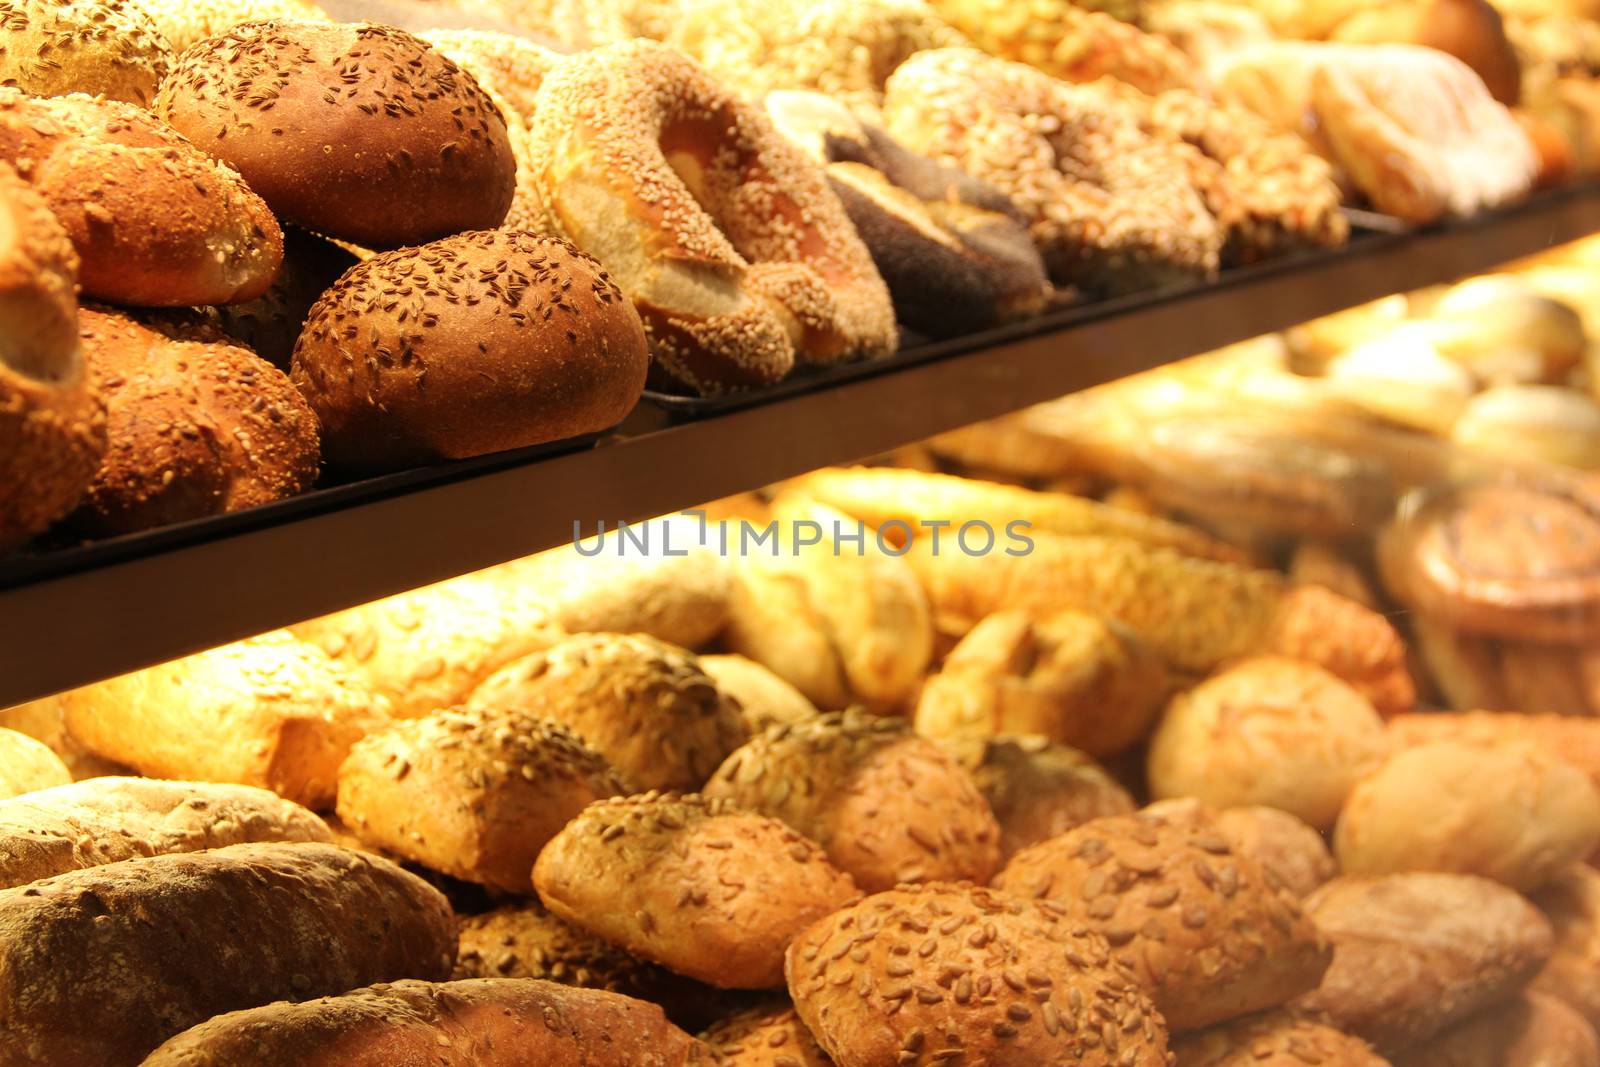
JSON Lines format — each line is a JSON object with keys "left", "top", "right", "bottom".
{"left": 0, "top": 728, "right": 68, "bottom": 800}
{"left": 0, "top": 777, "right": 331, "bottom": 888}
{"left": 336, "top": 705, "right": 626, "bottom": 892}
{"left": 60, "top": 630, "right": 387, "bottom": 810}
{"left": 534, "top": 792, "right": 859, "bottom": 989}
{"left": 140, "top": 978, "right": 711, "bottom": 1067}
{"left": 0, "top": 0, "right": 171, "bottom": 106}
{"left": 0, "top": 842, "right": 456, "bottom": 1067}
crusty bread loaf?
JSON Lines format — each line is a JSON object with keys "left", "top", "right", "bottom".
{"left": 469, "top": 633, "right": 748, "bottom": 792}
{"left": 60, "top": 630, "right": 388, "bottom": 810}
{"left": 1533, "top": 865, "right": 1600, "bottom": 1028}
{"left": 1395, "top": 990, "right": 1600, "bottom": 1067}
{"left": 701, "top": 1003, "right": 831, "bottom": 1067}
{"left": 139, "top": 978, "right": 711, "bottom": 1067}
{"left": 0, "top": 0, "right": 172, "bottom": 106}
{"left": 1173, "top": 1009, "right": 1390, "bottom": 1067}
{"left": 994, "top": 810, "right": 1331, "bottom": 1032}
{"left": 336, "top": 706, "right": 627, "bottom": 891}
{"left": 157, "top": 21, "right": 516, "bottom": 249}
{"left": 700, "top": 654, "right": 820, "bottom": 735}
{"left": 704, "top": 709, "right": 1002, "bottom": 892}
{"left": 786, "top": 882, "right": 1170, "bottom": 1067}
{"left": 0, "top": 728, "right": 68, "bottom": 800}
{"left": 535, "top": 792, "right": 858, "bottom": 989}
{"left": 0, "top": 841, "right": 456, "bottom": 1067}
{"left": 1294, "top": 873, "right": 1554, "bottom": 1053}
{"left": 0, "top": 90, "right": 283, "bottom": 307}
{"left": 0, "top": 777, "right": 330, "bottom": 890}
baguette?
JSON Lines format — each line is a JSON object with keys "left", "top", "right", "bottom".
{"left": 0, "top": 777, "right": 331, "bottom": 889}
{"left": 0, "top": 842, "right": 456, "bottom": 1067}
{"left": 140, "top": 978, "right": 710, "bottom": 1066}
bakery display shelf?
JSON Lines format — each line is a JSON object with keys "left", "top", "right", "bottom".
{"left": 3, "top": 183, "right": 1599, "bottom": 709}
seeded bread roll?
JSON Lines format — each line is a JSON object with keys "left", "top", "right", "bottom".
{"left": 0, "top": 727, "right": 69, "bottom": 800}
{"left": 1533, "top": 865, "right": 1600, "bottom": 1028}
{"left": 1334, "top": 740, "right": 1600, "bottom": 892}
{"left": 336, "top": 706, "right": 626, "bottom": 892}
{"left": 197, "top": 227, "right": 358, "bottom": 371}
{"left": 290, "top": 574, "right": 566, "bottom": 720}
{"left": 417, "top": 27, "right": 559, "bottom": 128}
{"left": 915, "top": 608, "right": 1172, "bottom": 760}
{"left": 0, "top": 0, "right": 171, "bottom": 106}
{"left": 0, "top": 161, "right": 104, "bottom": 552}
{"left": 0, "top": 776, "right": 332, "bottom": 888}
{"left": 700, "top": 655, "right": 820, "bottom": 735}
{"left": 156, "top": 21, "right": 515, "bottom": 249}
{"left": 137, "top": 0, "right": 331, "bottom": 53}
{"left": 1395, "top": 990, "right": 1600, "bottom": 1067}
{"left": 60, "top": 630, "right": 388, "bottom": 810}
{"left": 1174, "top": 1010, "right": 1390, "bottom": 1067}
{"left": 291, "top": 230, "right": 649, "bottom": 472}
{"left": 69, "top": 307, "right": 320, "bottom": 536}
{"left": 994, "top": 811, "right": 1331, "bottom": 1032}
{"left": 944, "top": 734, "right": 1135, "bottom": 862}
{"left": 468, "top": 633, "right": 748, "bottom": 792}
{"left": 786, "top": 882, "right": 1170, "bottom": 1067}
{"left": 534, "top": 792, "right": 859, "bottom": 989}
{"left": 141, "top": 977, "right": 710, "bottom": 1067}
{"left": 701, "top": 1003, "right": 831, "bottom": 1067}
{"left": 1143, "top": 798, "right": 1337, "bottom": 900}
{"left": 1294, "top": 873, "right": 1554, "bottom": 1053}
{"left": 0, "top": 842, "right": 455, "bottom": 1067}
{"left": 704, "top": 709, "right": 1002, "bottom": 892}
{"left": 0, "top": 90, "right": 283, "bottom": 307}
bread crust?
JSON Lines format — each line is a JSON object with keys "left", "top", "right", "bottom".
{"left": 0, "top": 0, "right": 171, "bottom": 106}
{"left": 1173, "top": 1009, "right": 1390, "bottom": 1067}
{"left": 700, "top": 654, "right": 820, "bottom": 735}
{"left": 1395, "top": 991, "right": 1600, "bottom": 1067}
{"left": 0, "top": 842, "right": 456, "bottom": 1067}
{"left": 533, "top": 792, "right": 860, "bottom": 989}
{"left": 700, "top": 1003, "right": 832, "bottom": 1067}
{"left": 0, "top": 728, "right": 68, "bottom": 801}
{"left": 1387, "top": 711, "right": 1600, "bottom": 792}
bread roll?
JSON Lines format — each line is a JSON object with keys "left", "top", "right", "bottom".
{"left": 1334, "top": 740, "right": 1600, "bottom": 892}
{"left": 0, "top": 727, "right": 68, "bottom": 800}
{"left": 290, "top": 574, "right": 566, "bottom": 720}
{"left": 469, "top": 633, "right": 748, "bottom": 792}
{"left": 1173, "top": 1009, "right": 1390, "bottom": 1067}
{"left": 1323, "top": 328, "right": 1476, "bottom": 435}
{"left": 1288, "top": 540, "right": 1381, "bottom": 610}
{"left": 140, "top": 978, "right": 710, "bottom": 1067}
{"left": 69, "top": 307, "right": 320, "bottom": 536}
{"left": 723, "top": 565, "right": 852, "bottom": 710}
{"left": 60, "top": 630, "right": 387, "bottom": 810}
{"left": 994, "top": 811, "right": 1330, "bottom": 1031}
{"left": 0, "top": 842, "right": 455, "bottom": 1067}
{"left": 291, "top": 230, "right": 649, "bottom": 472}
{"left": 0, "top": 0, "right": 171, "bottom": 106}
{"left": 534, "top": 792, "right": 859, "bottom": 989}
{"left": 137, "top": 0, "right": 330, "bottom": 53}
{"left": 700, "top": 654, "right": 819, "bottom": 735}
{"left": 1146, "top": 799, "right": 1337, "bottom": 899}
{"left": 336, "top": 706, "right": 626, "bottom": 891}
{"left": 704, "top": 709, "right": 1002, "bottom": 892}
{"left": 0, "top": 696, "right": 122, "bottom": 780}
{"left": 1430, "top": 275, "right": 1588, "bottom": 384}
{"left": 786, "top": 882, "right": 1170, "bottom": 1067}
{"left": 1294, "top": 873, "right": 1555, "bottom": 1053}
{"left": 1148, "top": 657, "right": 1388, "bottom": 830}
{"left": 1395, "top": 991, "right": 1600, "bottom": 1067}
{"left": 1533, "top": 865, "right": 1600, "bottom": 1028}
{"left": 0, "top": 776, "right": 333, "bottom": 888}
{"left": 0, "top": 90, "right": 284, "bottom": 307}
{"left": 945, "top": 734, "right": 1135, "bottom": 862}
{"left": 700, "top": 1003, "right": 831, "bottom": 1067}
{"left": 1329, "top": 0, "right": 1521, "bottom": 106}
{"left": 156, "top": 21, "right": 516, "bottom": 249}
{"left": 197, "top": 227, "right": 358, "bottom": 371}
{"left": 1452, "top": 386, "right": 1600, "bottom": 470}
{"left": 916, "top": 609, "right": 1171, "bottom": 759}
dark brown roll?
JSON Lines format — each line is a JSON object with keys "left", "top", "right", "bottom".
{"left": 70, "top": 307, "right": 319, "bottom": 536}
{"left": 198, "top": 227, "right": 358, "bottom": 371}
{"left": 291, "top": 230, "right": 649, "bottom": 473}
{"left": 155, "top": 20, "right": 517, "bottom": 249}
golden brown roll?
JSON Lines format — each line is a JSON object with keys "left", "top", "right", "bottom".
{"left": 1322, "top": 329, "right": 1477, "bottom": 435}
{"left": 1329, "top": 0, "right": 1522, "bottom": 106}
{"left": 290, "top": 573, "right": 566, "bottom": 721}
{"left": 60, "top": 631, "right": 386, "bottom": 811}
{"left": 700, "top": 654, "right": 820, "bottom": 735}
{"left": 704, "top": 709, "right": 1002, "bottom": 892}
{"left": 0, "top": 0, "right": 172, "bottom": 106}
{"left": 533, "top": 792, "right": 859, "bottom": 989}
{"left": 70, "top": 307, "right": 320, "bottom": 537}
{"left": 0, "top": 160, "right": 103, "bottom": 552}
{"left": 1143, "top": 799, "right": 1338, "bottom": 899}
{"left": 785, "top": 883, "right": 1170, "bottom": 1067}
{"left": 291, "top": 230, "right": 649, "bottom": 473}
{"left": 914, "top": 609, "right": 1171, "bottom": 759}
{"left": 945, "top": 734, "right": 1135, "bottom": 862}
{"left": 1294, "top": 873, "right": 1554, "bottom": 1054}
{"left": 1173, "top": 1009, "right": 1391, "bottom": 1067}
{"left": 1388, "top": 712, "right": 1600, "bottom": 792}
{"left": 994, "top": 811, "right": 1331, "bottom": 1032}
{"left": 0, "top": 727, "right": 69, "bottom": 800}
{"left": 336, "top": 706, "right": 627, "bottom": 892}
{"left": 1429, "top": 275, "right": 1588, "bottom": 385}
{"left": 1452, "top": 386, "right": 1600, "bottom": 470}
{"left": 1148, "top": 657, "right": 1388, "bottom": 830}
{"left": 0, "top": 695, "right": 124, "bottom": 780}
{"left": 417, "top": 29, "right": 559, "bottom": 128}
{"left": 723, "top": 566, "right": 852, "bottom": 711}
{"left": 1533, "top": 865, "right": 1600, "bottom": 1029}
{"left": 468, "top": 633, "right": 748, "bottom": 793}
{"left": 0, "top": 89, "right": 283, "bottom": 307}
{"left": 700, "top": 1003, "right": 832, "bottom": 1067}
{"left": 157, "top": 21, "right": 516, "bottom": 249}
{"left": 1395, "top": 991, "right": 1600, "bottom": 1067}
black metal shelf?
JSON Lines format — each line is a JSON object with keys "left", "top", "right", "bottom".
{"left": 4, "top": 185, "right": 1599, "bottom": 708}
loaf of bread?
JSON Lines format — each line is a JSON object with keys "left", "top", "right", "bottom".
{"left": 704, "top": 709, "right": 1002, "bottom": 892}
{"left": 0, "top": 777, "right": 332, "bottom": 888}
{"left": 0, "top": 727, "right": 69, "bottom": 800}
{"left": 699, "top": 654, "right": 819, "bottom": 735}
{"left": 336, "top": 706, "right": 627, "bottom": 891}
{"left": 534, "top": 792, "right": 859, "bottom": 989}
{"left": 1329, "top": 0, "right": 1522, "bottom": 105}
{"left": 1294, "top": 873, "right": 1554, "bottom": 1053}
{"left": 0, "top": 842, "right": 456, "bottom": 1067}
{"left": 1533, "top": 865, "right": 1600, "bottom": 1027}
{"left": 1144, "top": 799, "right": 1338, "bottom": 900}
{"left": 1393, "top": 991, "right": 1600, "bottom": 1067}
{"left": 197, "top": 227, "right": 358, "bottom": 371}
{"left": 700, "top": 1003, "right": 833, "bottom": 1067}
{"left": 139, "top": 978, "right": 710, "bottom": 1067}
{"left": 1173, "top": 1009, "right": 1390, "bottom": 1067}
{"left": 60, "top": 630, "right": 387, "bottom": 810}
{"left": 0, "top": 0, "right": 172, "bottom": 106}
